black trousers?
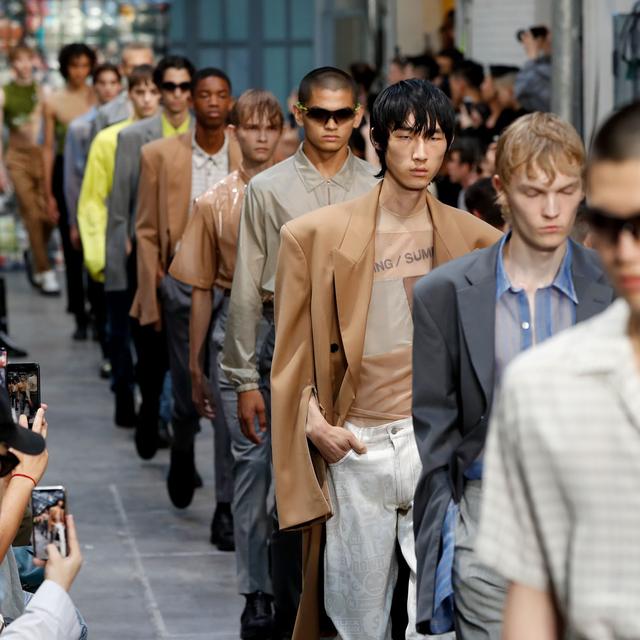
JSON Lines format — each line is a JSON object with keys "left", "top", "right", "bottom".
{"left": 53, "top": 155, "right": 87, "bottom": 328}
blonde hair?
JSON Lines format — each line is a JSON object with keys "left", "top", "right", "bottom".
{"left": 495, "top": 112, "right": 585, "bottom": 218}
{"left": 230, "top": 89, "right": 284, "bottom": 129}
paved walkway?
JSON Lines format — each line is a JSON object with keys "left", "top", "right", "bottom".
{"left": 5, "top": 272, "right": 243, "bottom": 639}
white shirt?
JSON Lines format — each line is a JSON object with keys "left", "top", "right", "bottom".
{"left": 190, "top": 132, "right": 229, "bottom": 204}
{"left": 4, "top": 580, "right": 81, "bottom": 639}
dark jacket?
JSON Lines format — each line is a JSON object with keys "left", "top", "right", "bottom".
{"left": 411, "top": 238, "right": 614, "bottom": 633}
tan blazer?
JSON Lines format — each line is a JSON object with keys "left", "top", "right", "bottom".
{"left": 130, "top": 130, "right": 241, "bottom": 326}
{"left": 271, "top": 182, "right": 502, "bottom": 639}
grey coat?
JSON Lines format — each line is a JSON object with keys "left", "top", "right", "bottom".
{"left": 89, "top": 91, "right": 130, "bottom": 142}
{"left": 411, "top": 239, "right": 614, "bottom": 633}
{"left": 104, "top": 114, "right": 163, "bottom": 292}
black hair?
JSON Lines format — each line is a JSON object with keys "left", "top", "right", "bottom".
{"left": 449, "top": 137, "right": 482, "bottom": 168}
{"left": 58, "top": 43, "right": 96, "bottom": 81}
{"left": 92, "top": 62, "right": 121, "bottom": 84}
{"left": 464, "top": 177, "right": 504, "bottom": 229}
{"left": 191, "top": 67, "right": 232, "bottom": 94}
{"left": 450, "top": 59, "right": 485, "bottom": 89}
{"left": 127, "top": 64, "right": 155, "bottom": 90}
{"left": 152, "top": 55, "right": 195, "bottom": 88}
{"left": 591, "top": 100, "right": 640, "bottom": 163}
{"left": 298, "top": 66, "right": 358, "bottom": 106}
{"left": 436, "top": 47, "right": 464, "bottom": 66}
{"left": 407, "top": 55, "right": 440, "bottom": 81}
{"left": 370, "top": 79, "right": 455, "bottom": 177}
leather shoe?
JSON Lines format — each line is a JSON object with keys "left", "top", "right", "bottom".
{"left": 210, "top": 503, "right": 234, "bottom": 551}
{"left": 240, "top": 592, "right": 273, "bottom": 639}
{"left": 114, "top": 389, "right": 135, "bottom": 428}
{"left": 167, "top": 445, "right": 196, "bottom": 508}
{"left": 134, "top": 406, "right": 159, "bottom": 460}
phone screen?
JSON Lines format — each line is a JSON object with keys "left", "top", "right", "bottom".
{"left": 6, "top": 363, "right": 40, "bottom": 428}
{"left": 32, "top": 486, "right": 67, "bottom": 560}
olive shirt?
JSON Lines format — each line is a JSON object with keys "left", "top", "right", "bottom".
{"left": 221, "top": 144, "right": 378, "bottom": 393}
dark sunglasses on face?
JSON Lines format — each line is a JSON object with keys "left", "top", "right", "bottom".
{"left": 0, "top": 451, "right": 19, "bottom": 477}
{"left": 583, "top": 206, "right": 640, "bottom": 244}
{"left": 161, "top": 81, "right": 192, "bottom": 93}
{"left": 296, "top": 102, "right": 359, "bottom": 125}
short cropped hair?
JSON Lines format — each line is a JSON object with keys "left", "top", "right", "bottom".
{"left": 92, "top": 62, "right": 121, "bottom": 84}
{"left": 58, "top": 43, "right": 96, "bottom": 80}
{"left": 449, "top": 137, "right": 481, "bottom": 168}
{"left": 298, "top": 66, "right": 358, "bottom": 106}
{"left": 153, "top": 55, "right": 195, "bottom": 88}
{"left": 230, "top": 89, "right": 283, "bottom": 129}
{"left": 127, "top": 64, "right": 155, "bottom": 90}
{"left": 495, "top": 112, "right": 585, "bottom": 218}
{"left": 370, "top": 79, "right": 455, "bottom": 177}
{"left": 590, "top": 100, "right": 640, "bottom": 163}
{"left": 450, "top": 60, "right": 484, "bottom": 89}
{"left": 191, "top": 67, "right": 232, "bottom": 94}
{"left": 9, "top": 43, "right": 34, "bottom": 63}
{"left": 465, "top": 178, "right": 504, "bottom": 229}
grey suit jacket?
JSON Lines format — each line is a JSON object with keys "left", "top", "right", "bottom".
{"left": 411, "top": 238, "right": 614, "bottom": 633}
{"left": 89, "top": 92, "right": 130, "bottom": 143}
{"left": 104, "top": 113, "right": 163, "bottom": 292}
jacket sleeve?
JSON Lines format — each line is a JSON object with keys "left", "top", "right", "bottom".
{"left": 271, "top": 224, "right": 331, "bottom": 531}
{"left": 221, "top": 183, "right": 268, "bottom": 392}
{"left": 412, "top": 285, "right": 461, "bottom": 630}
{"left": 130, "top": 147, "right": 161, "bottom": 326}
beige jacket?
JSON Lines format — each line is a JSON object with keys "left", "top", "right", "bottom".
{"left": 271, "top": 182, "right": 502, "bottom": 639}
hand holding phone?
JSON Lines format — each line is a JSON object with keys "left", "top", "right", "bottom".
{"left": 32, "top": 486, "right": 67, "bottom": 560}
{"left": 6, "top": 363, "right": 41, "bottom": 428}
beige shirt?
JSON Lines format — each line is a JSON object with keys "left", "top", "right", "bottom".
{"left": 170, "top": 168, "right": 248, "bottom": 291}
{"left": 221, "top": 143, "right": 378, "bottom": 392}
{"left": 348, "top": 205, "right": 433, "bottom": 425}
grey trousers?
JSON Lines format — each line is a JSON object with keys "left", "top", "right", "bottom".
{"left": 453, "top": 480, "right": 507, "bottom": 640}
{"left": 159, "top": 274, "right": 234, "bottom": 504}
{"left": 211, "top": 296, "right": 273, "bottom": 594}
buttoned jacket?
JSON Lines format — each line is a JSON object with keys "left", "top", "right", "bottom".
{"left": 271, "top": 181, "right": 502, "bottom": 639}
{"left": 130, "top": 131, "right": 241, "bottom": 326}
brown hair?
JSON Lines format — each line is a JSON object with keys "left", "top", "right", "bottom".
{"left": 9, "top": 43, "right": 34, "bottom": 63}
{"left": 230, "top": 89, "right": 284, "bottom": 129}
{"left": 127, "top": 64, "right": 155, "bottom": 90}
{"left": 495, "top": 112, "right": 585, "bottom": 217}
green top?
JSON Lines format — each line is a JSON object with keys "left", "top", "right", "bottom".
{"left": 3, "top": 81, "right": 37, "bottom": 131}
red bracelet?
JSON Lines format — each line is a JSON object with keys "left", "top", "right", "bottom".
{"left": 11, "top": 473, "right": 36, "bottom": 487}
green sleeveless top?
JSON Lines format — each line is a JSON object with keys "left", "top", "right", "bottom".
{"left": 3, "top": 81, "right": 37, "bottom": 131}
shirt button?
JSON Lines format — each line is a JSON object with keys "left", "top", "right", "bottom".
{"left": 522, "top": 321, "right": 530, "bottom": 330}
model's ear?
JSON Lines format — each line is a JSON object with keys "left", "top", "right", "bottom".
{"left": 369, "top": 127, "right": 380, "bottom": 150}
{"left": 492, "top": 174, "right": 503, "bottom": 194}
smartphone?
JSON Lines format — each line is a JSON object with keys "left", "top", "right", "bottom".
{"left": 31, "top": 486, "right": 68, "bottom": 560}
{"left": 6, "top": 362, "right": 40, "bottom": 427}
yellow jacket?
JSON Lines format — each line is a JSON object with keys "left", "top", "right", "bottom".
{"left": 77, "top": 118, "right": 132, "bottom": 282}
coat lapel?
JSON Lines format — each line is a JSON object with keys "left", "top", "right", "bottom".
{"left": 456, "top": 243, "right": 501, "bottom": 406}
{"left": 166, "top": 133, "right": 193, "bottom": 252}
{"left": 570, "top": 242, "right": 615, "bottom": 322}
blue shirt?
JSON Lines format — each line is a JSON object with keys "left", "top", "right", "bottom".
{"left": 494, "top": 233, "right": 578, "bottom": 389}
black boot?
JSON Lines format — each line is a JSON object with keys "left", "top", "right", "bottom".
{"left": 241, "top": 592, "right": 273, "bottom": 640}
{"left": 210, "top": 502, "right": 234, "bottom": 551}
{"left": 114, "top": 389, "right": 135, "bottom": 428}
{"left": 167, "top": 444, "right": 196, "bottom": 508}
{"left": 134, "top": 404, "right": 159, "bottom": 460}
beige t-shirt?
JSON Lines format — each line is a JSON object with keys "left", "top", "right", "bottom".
{"left": 348, "top": 204, "right": 433, "bottom": 426}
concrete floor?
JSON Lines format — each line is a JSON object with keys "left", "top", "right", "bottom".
{"left": 5, "top": 271, "right": 243, "bottom": 639}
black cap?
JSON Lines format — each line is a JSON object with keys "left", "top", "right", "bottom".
{"left": 0, "top": 389, "right": 45, "bottom": 455}
{"left": 489, "top": 65, "right": 520, "bottom": 78}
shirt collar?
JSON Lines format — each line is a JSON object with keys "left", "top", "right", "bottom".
{"left": 161, "top": 112, "right": 191, "bottom": 137}
{"left": 192, "top": 131, "right": 228, "bottom": 170}
{"left": 496, "top": 232, "right": 578, "bottom": 303}
{"left": 293, "top": 142, "right": 356, "bottom": 192}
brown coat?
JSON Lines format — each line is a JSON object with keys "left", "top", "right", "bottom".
{"left": 271, "top": 182, "right": 502, "bottom": 639}
{"left": 130, "top": 130, "right": 241, "bottom": 326}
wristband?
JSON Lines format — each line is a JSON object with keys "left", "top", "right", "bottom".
{"left": 11, "top": 473, "right": 36, "bottom": 487}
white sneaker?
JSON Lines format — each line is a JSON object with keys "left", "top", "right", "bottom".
{"left": 33, "top": 272, "right": 44, "bottom": 287}
{"left": 39, "top": 270, "right": 61, "bottom": 296}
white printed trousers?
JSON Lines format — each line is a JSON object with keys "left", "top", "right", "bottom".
{"left": 324, "top": 417, "right": 423, "bottom": 640}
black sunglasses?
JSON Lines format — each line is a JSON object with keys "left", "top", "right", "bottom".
{"left": 161, "top": 81, "right": 192, "bottom": 93}
{"left": 0, "top": 451, "right": 19, "bottom": 477}
{"left": 296, "top": 103, "right": 358, "bottom": 125}
{"left": 583, "top": 207, "right": 640, "bottom": 244}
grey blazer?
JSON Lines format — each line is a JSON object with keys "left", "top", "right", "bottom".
{"left": 89, "top": 92, "right": 130, "bottom": 143}
{"left": 411, "top": 239, "right": 614, "bottom": 633}
{"left": 104, "top": 114, "right": 163, "bottom": 293}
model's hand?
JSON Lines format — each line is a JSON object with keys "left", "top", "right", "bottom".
{"left": 44, "top": 515, "right": 83, "bottom": 592}
{"left": 237, "top": 389, "right": 267, "bottom": 445}
{"left": 11, "top": 406, "right": 49, "bottom": 484}
{"left": 191, "top": 371, "right": 216, "bottom": 419}
{"left": 46, "top": 196, "right": 59, "bottom": 225}
{"left": 305, "top": 396, "right": 366, "bottom": 464}
{"left": 69, "top": 223, "right": 81, "bottom": 250}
